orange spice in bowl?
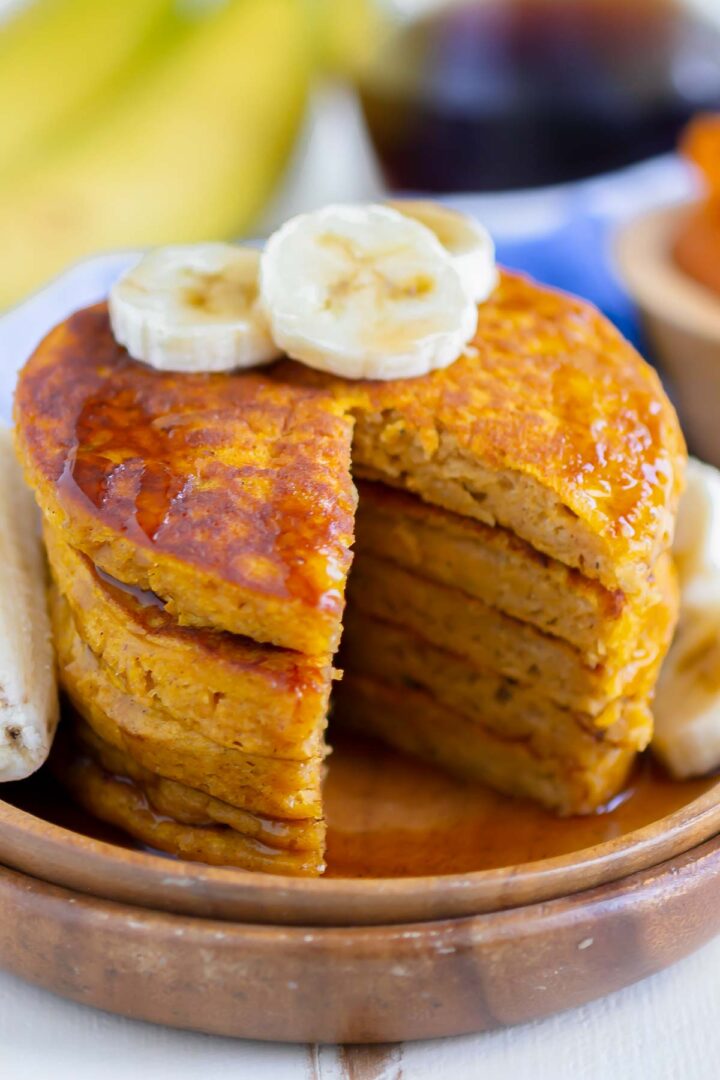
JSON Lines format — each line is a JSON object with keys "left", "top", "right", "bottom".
{"left": 673, "top": 115, "right": 720, "bottom": 298}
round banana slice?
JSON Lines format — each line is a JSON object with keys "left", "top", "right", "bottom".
{"left": 259, "top": 203, "right": 478, "bottom": 381}
{"left": 387, "top": 199, "right": 498, "bottom": 303}
{"left": 109, "top": 243, "right": 281, "bottom": 373}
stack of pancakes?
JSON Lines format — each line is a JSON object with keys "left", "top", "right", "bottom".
{"left": 339, "top": 482, "right": 677, "bottom": 813}
{"left": 14, "top": 272, "right": 686, "bottom": 875}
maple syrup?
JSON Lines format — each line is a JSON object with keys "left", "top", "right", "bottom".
{"left": 360, "top": 0, "right": 720, "bottom": 191}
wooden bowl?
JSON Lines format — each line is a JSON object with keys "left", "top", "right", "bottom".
{"left": 1, "top": 736, "right": 719, "bottom": 1041}
{"left": 615, "top": 203, "right": 720, "bottom": 467}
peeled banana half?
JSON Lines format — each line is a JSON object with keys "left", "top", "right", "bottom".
{"left": 0, "top": 427, "right": 58, "bottom": 781}
{"left": 654, "top": 457, "right": 720, "bottom": 779}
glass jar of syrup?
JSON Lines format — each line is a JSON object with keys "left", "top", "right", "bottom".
{"left": 358, "top": 0, "right": 720, "bottom": 191}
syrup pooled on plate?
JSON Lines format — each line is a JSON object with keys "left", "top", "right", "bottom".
{"left": 3, "top": 732, "right": 716, "bottom": 878}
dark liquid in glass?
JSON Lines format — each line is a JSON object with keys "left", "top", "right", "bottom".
{"left": 359, "top": 0, "right": 720, "bottom": 191}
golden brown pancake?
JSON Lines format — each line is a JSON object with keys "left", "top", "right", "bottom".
{"left": 14, "top": 305, "right": 356, "bottom": 655}
{"left": 50, "top": 586, "right": 325, "bottom": 821}
{"left": 340, "top": 611, "right": 657, "bottom": 758}
{"left": 14, "top": 272, "right": 684, "bottom": 657}
{"left": 278, "top": 271, "right": 686, "bottom": 596}
{"left": 355, "top": 480, "right": 647, "bottom": 665}
{"left": 346, "top": 551, "right": 677, "bottom": 715}
{"left": 13, "top": 269, "right": 687, "bottom": 851}
{"left": 44, "top": 522, "right": 332, "bottom": 761}
{"left": 53, "top": 721, "right": 324, "bottom": 875}
{"left": 334, "top": 675, "right": 641, "bottom": 816}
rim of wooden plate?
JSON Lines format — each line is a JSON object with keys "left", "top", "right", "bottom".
{"left": 0, "top": 774, "right": 719, "bottom": 927}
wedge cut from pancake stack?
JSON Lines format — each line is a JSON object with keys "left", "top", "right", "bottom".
{"left": 14, "top": 271, "right": 686, "bottom": 874}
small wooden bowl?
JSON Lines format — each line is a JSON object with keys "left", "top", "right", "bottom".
{"left": 615, "top": 203, "right": 720, "bottom": 467}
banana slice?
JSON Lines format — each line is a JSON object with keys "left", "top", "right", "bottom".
{"left": 109, "top": 243, "right": 282, "bottom": 373}
{"left": 259, "top": 203, "right": 478, "bottom": 381}
{"left": 672, "top": 456, "right": 720, "bottom": 607}
{"left": 653, "top": 457, "right": 720, "bottom": 778}
{"left": 388, "top": 199, "right": 498, "bottom": 304}
{"left": 654, "top": 607, "right": 720, "bottom": 779}
{"left": 0, "top": 427, "right": 59, "bottom": 782}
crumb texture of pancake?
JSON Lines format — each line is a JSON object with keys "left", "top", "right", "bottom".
{"left": 13, "top": 268, "right": 687, "bottom": 854}
{"left": 346, "top": 550, "right": 677, "bottom": 715}
{"left": 276, "top": 271, "right": 686, "bottom": 596}
{"left": 52, "top": 723, "right": 324, "bottom": 875}
{"left": 355, "top": 480, "right": 641, "bottom": 665}
{"left": 335, "top": 675, "right": 640, "bottom": 817}
{"left": 44, "top": 523, "right": 333, "bottom": 761}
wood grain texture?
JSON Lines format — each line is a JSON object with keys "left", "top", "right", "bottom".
{"left": 1, "top": 834, "right": 720, "bottom": 1044}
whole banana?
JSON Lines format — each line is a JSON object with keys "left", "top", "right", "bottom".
{"left": 0, "top": 0, "right": 179, "bottom": 178}
{"left": 0, "top": 427, "right": 58, "bottom": 782}
{"left": 0, "top": 0, "right": 312, "bottom": 309}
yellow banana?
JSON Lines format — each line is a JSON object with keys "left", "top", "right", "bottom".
{"left": 0, "top": 0, "right": 180, "bottom": 176}
{"left": 0, "top": 0, "right": 312, "bottom": 308}
{"left": 309, "top": 0, "right": 382, "bottom": 76}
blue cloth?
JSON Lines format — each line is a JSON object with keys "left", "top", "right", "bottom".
{"left": 496, "top": 215, "right": 642, "bottom": 348}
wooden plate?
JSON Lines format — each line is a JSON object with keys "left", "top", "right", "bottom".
{"left": 1, "top": 736, "right": 719, "bottom": 1040}
{"left": 1, "top": 832, "right": 720, "bottom": 1043}
{"left": 0, "top": 734, "right": 718, "bottom": 928}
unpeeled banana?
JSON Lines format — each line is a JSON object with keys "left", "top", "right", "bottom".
{"left": 0, "top": 0, "right": 312, "bottom": 309}
{"left": 0, "top": 427, "right": 58, "bottom": 782}
{"left": 0, "top": 0, "right": 179, "bottom": 178}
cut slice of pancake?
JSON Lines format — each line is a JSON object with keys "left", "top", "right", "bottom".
{"left": 347, "top": 552, "right": 678, "bottom": 715}
{"left": 355, "top": 480, "right": 657, "bottom": 666}
{"left": 14, "top": 305, "right": 356, "bottom": 654}
{"left": 52, "top": 723, "right": 323, "bottom": 875}
{"left": 334, "top": 675, "right": 641, "bottom": 816}
{"left": 51, "top": 586, "right": 325, "bottom": 820}
{"left": 339, "top": 612, "right": 656, "bottom": 758}
{"left": 44, "top": 522, "right": 333, "bottom": 761}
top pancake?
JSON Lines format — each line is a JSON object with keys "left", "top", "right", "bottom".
{"left": 15, "top": 305, "right": 357, "bottom": 655}
{"left": 14, "top": 272, "right": 685, "bottom": 652}
{"left": 281, "top": 272, "right": 686, "bottom": 596}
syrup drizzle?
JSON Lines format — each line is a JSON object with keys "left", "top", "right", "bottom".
{"left": 61, "top": 385, "right": 196, "bottom": 545}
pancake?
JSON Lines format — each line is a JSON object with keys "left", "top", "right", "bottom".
{"left": 14, "top": 305, "right": 356, "bottom": 655}
{"left": 347, "top": 553, "right": 678, "bottom": 715}
{"left": 51, "top": 587, "right": 325, "bottom": 820}
{"left": 276, "top": 271, "right": 686, "bottom": 596}
{"left": 335, "top": 675, "right": 641, "bottom": 816}
{"left": 14, "top": 273, "right": 684, "bottom": 656}
{"left": 355, "top": 481, "right": 647, "bottom": 665}
{"left": 13, "top": 268, "right": 686, "bottom": 842}
{"left": 44, "top": 522, "right": 332, "bottom": 761}
{"left": 339, "top": 612, "right": 656, "bottom": 758}
{"left": 52, "top": 724, "right": 323, "bottom": 875}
